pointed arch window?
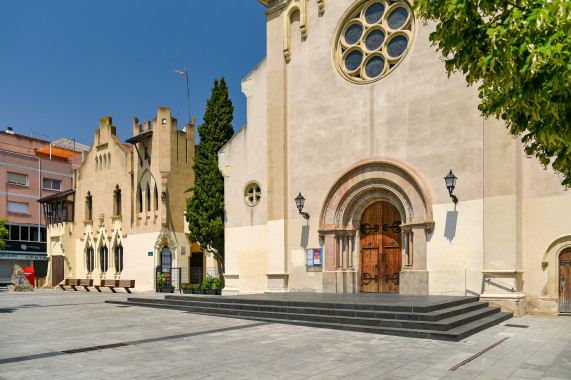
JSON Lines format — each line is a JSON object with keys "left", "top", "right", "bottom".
{"left": 137, "top": 185, "right": 143, "bottom": 213}
{"left": 114, "top": 243, "right": 124, "bottom": 273}
{"left": 114, "top": 186, "right": 122, "bottom": 216}
{"left": 161, "top": 246, "right": 172, "bottom": 273}
{"left": 146, "top": 183, "right": 151, "bottom": 212}
{"left": 154, "top": 185, "right": 159, "bottom": 211}
{"left": 86, "top": 245, "right": 94, "bottom": 273}
{"left": 100, "top": 244, "right": 109, "bottom": 273}
{"left": 85, "top": 192, "right": 93, "bottom": 221}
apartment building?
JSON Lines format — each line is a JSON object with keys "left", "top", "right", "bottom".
{"left": 0, "top": 127, "right": 88, "bottom": 286}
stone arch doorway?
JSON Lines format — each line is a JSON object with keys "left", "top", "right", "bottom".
{"left": 319, "top": 159, "right": 434, "bottom": 294}
{"left": 559, "top": 247, "right": 571, "bottom": 313}
{"left": 541, "top": 235, "right": 571, "bottom": 314}
{"left": 360, "top": 201, "right": 402, "bottom": 293}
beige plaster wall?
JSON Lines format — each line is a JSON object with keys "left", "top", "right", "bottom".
{"left": 44, "top": 223, "right": 75, "bottom": 287}
{"left": 225, "top": 224, "right": 269, "bottom": 294}
{"left": 286, "top": 217, "right": 323, "bottom": 292}
{"left": 220, "top": 59, "right": 268, "bottom": 230}
{"left": 428, "top": 200, "right": 483, "bottom": 296}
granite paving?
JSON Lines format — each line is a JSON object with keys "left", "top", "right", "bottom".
{"left": 0, "top": 289, "right": 569, "bottom": 379}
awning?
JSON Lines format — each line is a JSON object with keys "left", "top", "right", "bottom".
{"left": 0, "top": 252, "right": 48, "bottom": 261}
{"left": 36, "top": 145, "right": 81, "bottom": 159}
{"left": 125, "top": 131, "right": 153, "bottom": 144}
{"left": 38, "top": 189, "right": 75, "bottom": 203}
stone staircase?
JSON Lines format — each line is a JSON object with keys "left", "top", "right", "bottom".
{"left": 106, "top": 293, "right": 512, "bottom": 341}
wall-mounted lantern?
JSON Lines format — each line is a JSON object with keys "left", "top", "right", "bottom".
{"left": 444, "top": 170, "right": 458, "bottom": 204}
{"left": 295, "top": 192, "right": 310, "bottom": 220}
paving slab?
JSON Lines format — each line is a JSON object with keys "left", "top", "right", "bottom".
{"left": 0, "top": 289, "right": 570, "bottom": 379}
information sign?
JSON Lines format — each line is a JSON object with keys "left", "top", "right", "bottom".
{"left": 306, "top": 248, "right": 322, "bottom": 267}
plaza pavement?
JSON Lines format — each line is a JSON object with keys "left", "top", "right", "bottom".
{"left": 0, "top": 289, "right": 569, "bottom": 380}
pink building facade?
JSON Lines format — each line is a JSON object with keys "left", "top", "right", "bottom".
{"left": 0, "top": 128, "right": 87, "bottom": 286}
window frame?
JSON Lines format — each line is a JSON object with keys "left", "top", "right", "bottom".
{"left": 86, "top": 246, "right": 95, "bottom": 273}
{"left": 7, "top": 200, "right": 29, "bottom": 215}
{"left": 7, "top": 171, "right": 28, "bottom": 186}
{"left": 43, "top": 178, "right": 62, "bottom": 191}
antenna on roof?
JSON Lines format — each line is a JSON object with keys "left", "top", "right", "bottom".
{"left": 173, "top": 68, "right": 191, "bottom": 125}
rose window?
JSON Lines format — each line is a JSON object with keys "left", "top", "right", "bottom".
{"left": 244, "top": 181, "right": 261, "bottom": 207}
{"left": 333, "top": 0, "right": 415, "bottom": 84}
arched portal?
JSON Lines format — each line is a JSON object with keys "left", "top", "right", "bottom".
{"left": 559, "top": 247, "right": 571, "bottom": 313}
{"left": 319, "top": 159, "right": 434, "bottom": 294}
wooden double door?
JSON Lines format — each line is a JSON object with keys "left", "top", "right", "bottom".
{"left": 560, "top": 248, "right": 571, "bottom": 313}
{"left": 360, "top": 201, "right": 402, "bottom": 293}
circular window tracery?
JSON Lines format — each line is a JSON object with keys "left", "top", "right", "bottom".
{"left": 244, "top": 181, "right": 262, "bottom": 207}
{"left": 333, "top": 0, "right": 415, "bottom": 84}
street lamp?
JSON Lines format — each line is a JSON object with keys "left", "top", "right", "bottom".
{"left": 295, "top": 192, "right": 310, "bottom": 220}
{"left": 444, "top": 170, "right": 458, "bottom": 204}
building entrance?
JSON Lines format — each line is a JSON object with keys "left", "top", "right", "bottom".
{"left": 359, "top": 201, "right": 402, "bottom": 293}
{"left": 560, "top": 247, "right": 571, "bottom": 313}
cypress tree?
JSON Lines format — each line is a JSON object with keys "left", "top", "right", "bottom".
{"left": 186, "top": 77, "right": 234, "bottom": 265}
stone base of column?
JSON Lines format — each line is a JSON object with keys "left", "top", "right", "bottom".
{"left": 343, "top": 270, "right": 358, "bottom": 293}
{"left": 222, "top": 273, "right": 240, "bottom": 295}
{"left": 336, "top": 270, "right": 344, "bottom": 293}
{"left": 480, "top": 270, "right": 525, "bottom": 316}
{"left": 480, "top": 293, "right": 526, "bottom": 317}
{"left": 322, "top": 271, "right": 337, "bottom": 293}
{"left": 399, "top": 270, "right": 428, "bottom": 295}
{"left": 266, "top": 273, "right": 289, "bottom": 292}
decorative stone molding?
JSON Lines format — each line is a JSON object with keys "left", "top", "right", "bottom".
{"left": 154, "top": 227, "right": 177, "bottom": 251}
{"left": 319, "top": 159, "right": 434, "bottom": 294}
{"left": 332, "top": 0, "right": 416, "bottom": 84}
{"left": 320, "top": 159, "right": 433, "bottom": 231}
{"left": 265, "top": 0, "right": 326, "bottom": 62}
{"left": 541, "top": 235, "right": 571, "bottom": 305}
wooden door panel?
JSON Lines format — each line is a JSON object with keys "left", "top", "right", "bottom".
{"left": 360, "top": 201, "right": 402, "bottom": 293}
{"left": 52, "top": 255, "right": 64, "bottom": 287}
{"left": 560, "top": 248, "right": 571, "bottom": 313}
{"left": 361, "top": 248, "right": 380, "bottom": 292}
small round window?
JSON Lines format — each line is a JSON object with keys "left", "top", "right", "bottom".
{"left": 244, "top": 181, "right": 261, "bottom": 207}
{"left": 333, "top": 0, "right": 415, "bottom": 84}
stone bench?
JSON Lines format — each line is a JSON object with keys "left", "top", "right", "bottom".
{"left": 94, "top": 279, "right": 135, "bottom": 293}
{"left": 59, "top": 279, "right": 93, "bottom": 291}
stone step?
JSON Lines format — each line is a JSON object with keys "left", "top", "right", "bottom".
{"left": 106, "top": 298, "right": 512, "bottom": 341}
{"left": 123, "top": 296, "right": 489, "bottom": 322}
{"left": 161, "top": 294, "right": 480, "bottom": 313}
{"left": 106, "top": 298, "right": 505, "bottom": 332}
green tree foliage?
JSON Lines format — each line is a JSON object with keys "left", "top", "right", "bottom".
{"left": 0, "top": 217, "right": 7, "bottom": 250}
{"left": 186, "top": 78, "right": 234, "bottom": 261}
{"left": 414, "top": 0, "right": 571, "bottom": 187}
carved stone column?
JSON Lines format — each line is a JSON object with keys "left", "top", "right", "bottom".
{"left": 399, "top": 221, "right": 434, "bottom": 295}
{"left": 348, "top": 234, "right": 354, "bottom": 268}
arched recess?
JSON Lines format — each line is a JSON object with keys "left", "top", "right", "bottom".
{"left": 154, "top": 227, "right": 177, "bottom": 272}
{"left": 542, "top": 235, "right": 571, "bottom": 307}
{"left": 318, "top": 159, "right": 434, "bottom": 294}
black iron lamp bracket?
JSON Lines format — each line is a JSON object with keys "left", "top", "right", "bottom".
{"left": 448, "top": 189, "right": 458, "bottom": 204}
{"left": 300, "top": 211, "right": 310, "bottom": 220}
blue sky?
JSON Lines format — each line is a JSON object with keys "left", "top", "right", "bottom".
{"left": 0, "top": 1, "right": 267, "bottom": 145}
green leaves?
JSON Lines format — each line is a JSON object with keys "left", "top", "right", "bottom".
{"left": 415, "top": 0, "right": 571, "bottom": 187}
{"left": 0, "top": 217, "right": 7, "bottom": 250}
{"left": 186, "top": 78, "right": 234, "bottom": 257}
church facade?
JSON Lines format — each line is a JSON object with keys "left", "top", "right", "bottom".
{"left": 218, "top": 0, "right": 571, "bottom": 316}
